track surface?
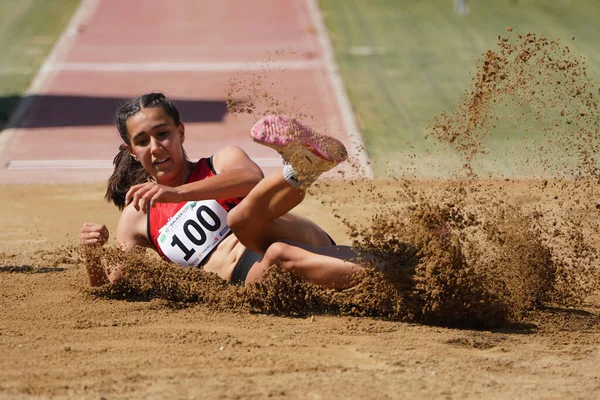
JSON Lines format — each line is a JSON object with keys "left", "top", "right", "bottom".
{"left": 0, "top": 0, "right": 370, "bottom": 184}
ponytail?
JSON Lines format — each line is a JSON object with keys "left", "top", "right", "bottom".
{"left": 105, "top": 144, "right": 150, "bottom": 210}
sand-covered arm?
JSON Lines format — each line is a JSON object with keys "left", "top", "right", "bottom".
{"left": 80, "top": 205, "right": 150, "bottom": 287}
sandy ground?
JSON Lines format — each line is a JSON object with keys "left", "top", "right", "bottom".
{"left": 1, "top": 181, "right": 599, "bottom": 399}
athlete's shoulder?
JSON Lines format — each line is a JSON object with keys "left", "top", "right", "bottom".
{"left": 212, "top": 146, "right": 262, "bottom": 175}
{"left": 116, "top": 204, "right": 150, "bottom": 250}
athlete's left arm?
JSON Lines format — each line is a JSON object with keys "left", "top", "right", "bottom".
{"left": 197, "top": 146, "right": 264, "bottom": 201}
{"left": 182, "top": 145, "right": 264, "bottom": 201}
{"left": 127, "top": 146, "right": 264, "bottom": 211}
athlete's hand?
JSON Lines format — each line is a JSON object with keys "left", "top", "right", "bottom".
{"left": 81, "top": 222, "right": 110, "bottom": 246}
{"left": 125, "top": 182, "right": 182, "bottom": 213}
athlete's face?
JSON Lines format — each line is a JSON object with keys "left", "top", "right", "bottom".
{"left": 125, "top": 107, "right": 187, "bottom": 184}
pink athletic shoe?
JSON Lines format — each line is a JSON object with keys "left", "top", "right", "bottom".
{"left": 250, "top": 115, "right": 348, "bottom": 180}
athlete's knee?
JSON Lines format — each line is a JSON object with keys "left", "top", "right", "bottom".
{"left": 263, "top": 242, "right": 293, "bottom": 267}
{"left": 227, "top": 203, "right": 252, "bottom": 233}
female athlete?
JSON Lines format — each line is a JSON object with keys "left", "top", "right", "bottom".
{"left": 80, "top": 93, "right": 366, "bottom": 289}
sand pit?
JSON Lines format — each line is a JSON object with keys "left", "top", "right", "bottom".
{"left": 1, "top": 181, "right": 599, "bottom": 399}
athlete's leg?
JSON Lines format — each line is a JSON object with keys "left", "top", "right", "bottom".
{"left": 227, "top": 171, "right": 333, "bottom": 252}
{"left": 228, "top": 115, "right": 347, "bottom": 253}
{"left": 245, "top": 242, "right": 366, "bottom": 289}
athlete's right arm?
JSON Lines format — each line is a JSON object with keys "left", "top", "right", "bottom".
{"left": 80, "top": 205, "right": 150, "bottom": 287}
{"left": 80, "top": 222, "right": 110, "bottom": 286}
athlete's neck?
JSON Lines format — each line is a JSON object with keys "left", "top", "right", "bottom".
{"left": 157, "top": 160, "right": 195, "bottom": 187}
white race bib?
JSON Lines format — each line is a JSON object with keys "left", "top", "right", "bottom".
{"left": 156, "top": 200, "right": 231, "bottom": 266}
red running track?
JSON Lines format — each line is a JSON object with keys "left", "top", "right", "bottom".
{"left": 0, "top": 0, "right": 371, "bottom": 184}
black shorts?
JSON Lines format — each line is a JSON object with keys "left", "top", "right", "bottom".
{"left": 230, "top": 233, "right": 336, "bottom": 285}
{"left": 230, "top": 249, "right": 263, "bottom": 285}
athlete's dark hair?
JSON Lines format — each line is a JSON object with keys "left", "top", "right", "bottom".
{"left": 105, "top": 93, "right": 182, "bottom": 210}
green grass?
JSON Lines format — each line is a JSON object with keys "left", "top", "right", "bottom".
{"left": 319, "top": 0, "right": 600, "bottom": 177}
{"left": 0, "top": 0, "right": 80, "bottom": 128}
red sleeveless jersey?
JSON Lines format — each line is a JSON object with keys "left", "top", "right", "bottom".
{"left": 148, "top": 157, "right": 243, "bottom": 261}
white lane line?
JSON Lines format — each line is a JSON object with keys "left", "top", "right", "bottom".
{"left": 5, "top": 158, "right": 284, "bottom": 170}
{"left": 41, "top": 60, "right": 323, "bottom": 73}
{"left": 6, "top": 160, "right": 114, "bottom": 170}
{"left": 304, "top": 0, "right": 374, "bottom": 179}
{"left": 0, "top": 0, "right": 102, "bottom": 155}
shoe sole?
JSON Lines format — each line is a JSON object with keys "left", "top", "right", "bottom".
{"left": 250, "top": 115, "right": 347, "bottom": 172}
